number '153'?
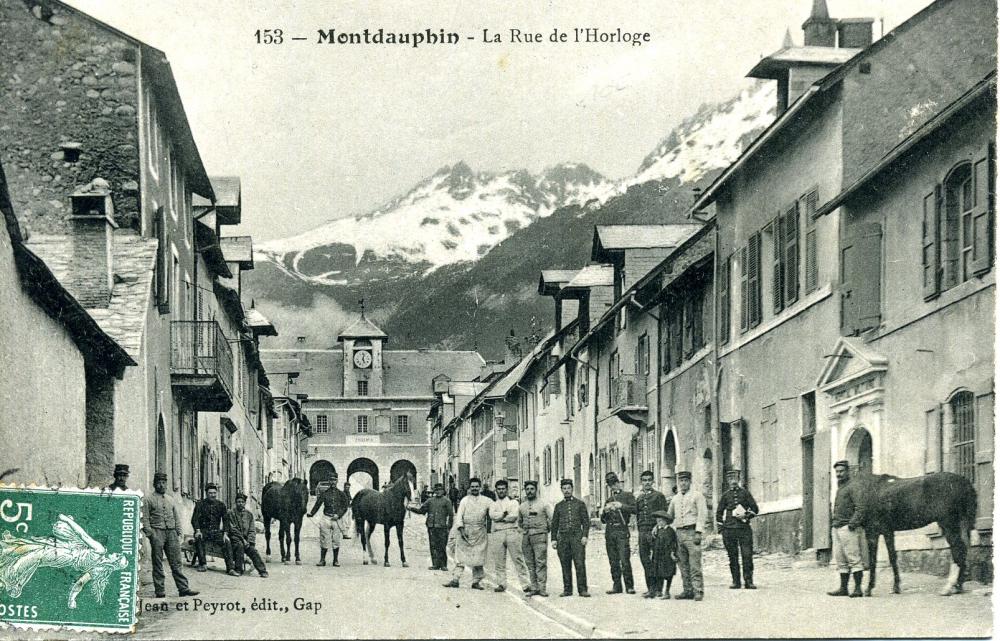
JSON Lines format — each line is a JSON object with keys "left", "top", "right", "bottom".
{"left": 255, "top": 29, "right": 283, "bottom": 44}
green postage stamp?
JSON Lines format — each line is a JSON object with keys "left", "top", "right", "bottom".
{"left": 0, "top": 486, "right": 141, "bottom": 633}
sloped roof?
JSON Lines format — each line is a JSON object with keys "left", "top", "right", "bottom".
{"left": 538, "top": 269, "right": 579, "bottom": 295}
{"left": 27, "top": 231, "right": 157, "bottom": 359}
{"left": 564, "top": 264, "right": 614, "bottom": 289}
{"left": 260, "top": 348, "right": 485, "bottom": 398}
{"left": 593, "top": 225, "right": 703, "bottom": 252}
{"left": 220, "top": 236, "right": 253, "bottom": 270}
{"left": 245, "top": 306, "right": 278, "bottom": 337}
{"left": 747, "top": 46, "right": 859, "bottom": 79}
{"left": 337, "top": 315, "right": 388, "bottom": 341}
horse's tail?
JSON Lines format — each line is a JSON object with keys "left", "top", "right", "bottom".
{"left": 355, "top": 516, "right": 365, "bottom": 547}
{"left": 961, "top": 480, "right": 978, "bottom": 544}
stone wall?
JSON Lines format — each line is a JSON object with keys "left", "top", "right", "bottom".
{"left": 0, "top": 0, "right": 141, "bottom": 233}
{"left": 896, "top": 542, "right": 993, "bottom": 584}
{"left": 84, "top": 365, "right": 115, "bottom": 486}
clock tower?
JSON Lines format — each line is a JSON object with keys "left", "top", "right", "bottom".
{"left": 338, "top": 310, "right": 388, "bottom": 397}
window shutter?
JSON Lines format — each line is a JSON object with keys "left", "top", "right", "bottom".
{"left": 739, "top": 246, "right": 749, "bottom": 331}
{"left": 748, "top": 233, "right": 762, "bottom": 328}
{"left": 660, "top": 304, "right": 671, "bottom": 373}
{"left": 804, "top": 190, "right": 819, "bottom": 293}
{"left": 925, "top": 404, "right": 942, "bottom": 473}
{"left": 683, "top": 295, "right": 694, "bottom": 358}
{"left": 840, "top": 222, "right": 882, "bottom": 335}
{"left": 975, "top": 392, "right": 994, "bottom": 529}
{"left": 922, "top": 186, "right": 942, "bottom": 300}
{"left": 971, "top": 143, "right": 995, "bottom": 276}
{"left": 772, "top": 216, "right": 784, "bottom": 314}
{"left": 719, "top": 254, "right": 731, "bottom": 344}
{"left": 154, "top": 207, "right": 169, "bottom": 312}
{"left": 784, "top": 201, "right": 800, "bottom": 305}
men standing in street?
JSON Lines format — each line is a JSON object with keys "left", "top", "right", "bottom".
{"left": 635, "top": 469, "right": 669, "bottom": 597}
{"left": 443, "top": 477, "right": 492, "bottom": 589}
{"left": 828, "top": 460, "right": 868, "bottom": 598}
{"left": 715, "top": 469, "right": 759, "bottom": 589}
{"left": 517, "top": 480, "right": 551, "bottom": 597}
{"left": 106, "top": 464, "right": 130, "bottom": 491}
{"left": 600, "top": 472, "right": 636, "bottom": 595}
{"left": 407, "top": 482, "right": 454, "bottom": 570}
{"left": 667, "top": 470, "right": 707, "bottom": 601}
{"left": 420, "top": 483, "right": 431, "bottom": 504}
{"left": 487, "top": 479, "right": 529, "bottom": 593}
{"left": 226, "top": 492, "right": 268, "bottom": 578}
{"left": 141, "top": 472, "right": 198, "bottom": 598}
{"left": 308, "top": 473, "right": 350, "bottom": 567}
{"left": 191, "top": 482, "right": 234, "bottom": 575}
{"left": 550, "top": 479, "right": 590, "bottom": 598}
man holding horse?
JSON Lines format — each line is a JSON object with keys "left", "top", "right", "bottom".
{"left": 191, "top": 482, "right": 234, "bottom": 575}
{"left": 443, "top": 477, "right": 491, "bottom": 590}
{"left": 308, "top": 473, "right": 350, "bottom": 567}
{"left": 487, "top": 479, "right": 530, "bottom": 593}
{"left": 828, "top": 460, "right": 868, "bottom": 598}
{"left": 407, "top": 482, "right": 453, "bottom": 571}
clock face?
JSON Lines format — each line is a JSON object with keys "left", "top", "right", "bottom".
{"left": 353, "top": 350, "right": 373, "bottom": 369}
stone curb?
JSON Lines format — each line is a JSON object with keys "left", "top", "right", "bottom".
{"left": 482, "top": 571, "right": 614, "bottom": 638}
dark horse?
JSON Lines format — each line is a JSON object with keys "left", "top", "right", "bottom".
{"left": 853, "top": 471, "right": 977, "bottom": 596}
{"left": 353, "top": 472, "right": 414, "bottom": 567}
{"left": 261, "top": 478, "right": 309, "bottom": 564}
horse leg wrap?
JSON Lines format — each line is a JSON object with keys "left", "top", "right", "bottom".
{"left": 940, "top": 563, "right": 961, "bottom": 596}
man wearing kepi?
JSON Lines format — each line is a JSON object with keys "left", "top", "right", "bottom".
{"left": 142, "top": 472, "right": 199, "bottom": 598}
{"left": 667, "top": 470, "right": 707, "bottom": 601}
{"left": 443, "top": 477, "right": 492, "bottom": 589}
{"left": 191, "top": 482, "right": 234, "bottom": 575}
{"left": 635, "top": 469, "right": 669, "bottom": 597}
{"left": 407, "top": 482, "right": 454, "bottom": 571}
{"left": 828, "top": 460, "right": 868, "bottom": 598}
{"left": 550, "top": 478, "right": 590, "bottom": 597}
{"left": 715, "top": 469, "right": 759, "bottom": 589}
{"left": 308, "top": 473, "right": 349, "bottom": 567}
{"left": 227, "top": 492, "right": 268, "bottom": 577}
{"left": 517, "top": 480, "right": 551, "bottom": 597}
{"left": 106, "top": 463, "right": 130, "bottom": 491}
{"left": 487, "top": 479, "right": 530, "bottom": 593}
{"left": 601, "top": 472, "right": 636, "bottom": 595}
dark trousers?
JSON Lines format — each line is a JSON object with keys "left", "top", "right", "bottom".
{"left": 149, "top": 528, "right": 190, "bottom": 596}
{"left": 604, "top": 528, "right": 633, "bottom": 590}
{"left": 194, "top": 531, "right": 233, "bottom": 571}
{"left": 232, "top": 541, "right": 267, "bottom": 575}
{"left": 722, "top": 527, "right": 754, "bottom": 585}
{"left": 651, "top": 576, "right": 674, "bottom": 594}
{"left": 556, "top": 536, "right": 587, "bottom": 594}
{"left": 637, "top": 528, "right": 655, "bottom": 592}
{"left": 428, "top": 527, "right": 449, "bottom": 569}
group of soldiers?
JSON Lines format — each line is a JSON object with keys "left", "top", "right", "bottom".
{"left": 404, "top": 467, "right": 762, "bottom": 601}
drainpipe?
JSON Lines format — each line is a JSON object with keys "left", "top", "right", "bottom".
{"left": 628, "top": 295, "right": 661, "bottom": 484}
{"left": 711, "top": 227, "right": 723, "bottom": 535}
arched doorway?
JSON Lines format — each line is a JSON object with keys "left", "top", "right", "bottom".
{"left": 390, "top": 459, "right": 417, "bottom": 484}
{"left": 846, "top": 427, "right": 873, "bottom": 475}
{"left": 663, "top": 430, "right": 678, "bottom": 493}
{"left": 155, "top": 415, "right": 167, "bottom": 476}
{"left": 309, "top": 460, "right": 337, "bottom": 495}
{"left": 347, "top": 457, "right": 379, "bottom": 490}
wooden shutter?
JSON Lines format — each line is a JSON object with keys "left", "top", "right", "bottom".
{"left": 784, "top": 202, "right": 800, "bottom": 305}
{"left": 683, "top": 295, "right": 694, "bottom": 358}
{"left": 660, "top": 303, "right": 671, "bottom": 373}
{"left": 975, "top": 392, "right": 994, "bottom": 529}
{"left": 804, "top": 190, "right": 819, "bottom": 293}
{"left": 840, "top": 222, "right": 882, "bottom": 335}
{"left": 971, "top": 143, "right": 995, "bottom": 276}
{"left": 922, "top": 185, "right": 942, "bottom": 300}
{"left": 154, "top": 207, "right": 169, "bottom": 312}
{"left": 748, "top": 233, "right": 762, "bottom": 328}
{"left": 670, "top": 307, "right": 683, "bottom": 370}
{"left": 813, "top": 428, "right": 832, "bottom": 549}
{"left": 772, "top": 216, "right": 785, "bottom": 314}
{"left": 739, "top": 246, "right": 749, "bottom": 331}
{"left": 925, "top": 404, "right": 942, "bottom": 473}
{"left": 719, "top": 254, "right": 731, "bottom": 344}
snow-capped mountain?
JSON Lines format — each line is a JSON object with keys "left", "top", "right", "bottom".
{"left": 257, "top": 161, "right": 617, "bottom": 285}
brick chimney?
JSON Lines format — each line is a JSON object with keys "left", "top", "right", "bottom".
{"left": 68, "top": 178, "right": 116, "bottom": 308}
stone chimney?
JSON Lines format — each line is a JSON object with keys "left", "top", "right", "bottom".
{"left": 802, "top": 0, "right": 836, "bottom": 46}
{"left": 68, "top": 178, "right": 116, "bottom": 308}
{"left": 504, "top": 329, "right": 522, "bottom": 365}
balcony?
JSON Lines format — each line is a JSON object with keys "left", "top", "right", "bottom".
{"left": 611, "top": 373, "right": 648, "bottom": 426}
{"left": 171, "top": 320, "right": 234, "bottom": 412}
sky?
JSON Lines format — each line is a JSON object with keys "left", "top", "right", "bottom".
{"left": 64, "top": 0, "right": 933, "bottom": 242}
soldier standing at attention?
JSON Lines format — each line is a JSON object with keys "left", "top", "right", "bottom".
{"left": 407, "top": 482, "right": 454, "bottom": 571}
{"left": 142, "top": 472, "right": 198, "bottom": 598}
{"left": 600, "top": 472, "right": 636, "bottom": 595}
{"left": 715, "top": 469, "right": 759, "bottom": 589}
{"left": 550, "top": 479, "right": 590, "bottom": 598}
{"left": 667, "top": 470, "right": 707, "bottom": 601}
{"left": 517, "top": 480, "right": 552, "bottom": 597}
{"left": 106, "top": 464, "right": 129, "bottom": 491}
{"left": 635, "top": 469, "right": 669, "bottom": 597}
{"left": 191, "top": 482, "right": 234, "bottom": 575}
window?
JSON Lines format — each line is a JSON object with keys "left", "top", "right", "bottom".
{"left": 544, "top": 446, "right": 553, "bottom": 485}
{"left": 396, "top": 415, "right": 409, "bottom": 434}
{"left": 154, "top": 207, "right": 169, "bottom": 313}
{"left": 770, "top": 203, "right": 799, "bottom": 316}
{"left": 951, "top": 391, "right": 975, "bottom": 484}
{"left": 357, "top": 415, "right": 369, "bottom": 434}
{"left": 608, "top": 351, "right": 619, "bottom": 407}
{"left": 637, "top": 333, "right": 649, "bottom": 376}
{"left": 548, "top": 356, "right": 561, "bottom": 395}
{"left": 357, "top": 380, "right": 369, "bottom": 396}
{"left": 719, "top": 254, "right": 731, "bottom": 344}
{"left": 314, "top": 415, "right": 328, "bottom": 434}
{"left": 747, "top": 232, "right": 762, "bottom": 329}
{"left": 556, "top": 438, "right": 565, "bottom": 481}
{"left": 565, "top": 360, "right": 576, "bottom": 418}
{"left": 803, "top": 190, "right": 819, "bottom": 293}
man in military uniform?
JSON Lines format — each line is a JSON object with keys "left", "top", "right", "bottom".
{"left": 106, "top": 464, "right": 129, "bottom": 491}
{"left": 308, "top": 473, "right": 350, "bottom": 567}
{"left": 141, "top": 472, "right": 198, "bottom": 598}
{"left": 191, "top": 482, "right": 234, "bottom": 575}
{"left": 600, "top": 472, "right": 636, "bottom": 595}
{"left": 828, "top": 460, "right": 868, "bottom": 598}
{"left": 517, "top": 480, "right": 551, "bottom": 597}
{"left": 226, "top": 492, "right": 268, "bottom": 577}
{"left": 667, "top": 470, "right": 707, "bottom": 601}
{"left": 550, "top": 479, "right": 590, "bottom": 597}
{"left": 715, "top": 469, "right": 759, "bottom": 589}
{"left": 635, "top": 469, "right": 669, "bottom": 597}
{"left": 407, "top": 482, "right": 454, "bottom": 570}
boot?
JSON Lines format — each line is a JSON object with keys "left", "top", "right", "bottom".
{"left": 744, "top": 574, "right": 756, "bottom": 589}
{"left": 828, "top": 573, "right": 850, "bottom": 596}
{"left": 316, "top": 549, "right": 327, "bottom": 567}
{"left": 332, "top": 548, "right": 340, "bottom": 567}
{"left": 850, "top": 571, "right": 864, "bottom": 598}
